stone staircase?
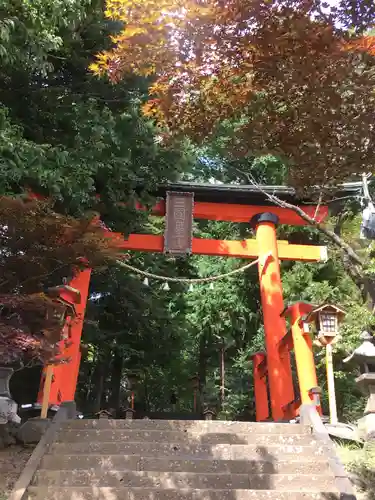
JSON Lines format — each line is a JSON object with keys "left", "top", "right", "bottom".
{"left": 24, "top": 418, "right": 352, "bottom": 500}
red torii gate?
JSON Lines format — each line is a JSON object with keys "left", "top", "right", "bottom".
{"left": 37, "top": 182, "right": 332, "bottom": 421}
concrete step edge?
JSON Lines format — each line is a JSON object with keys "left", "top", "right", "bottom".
{"left": 35, "top": 470, "right": 335, "bottom": 479}
{"left": 47, "top": 445, "right": 326, "bottom": 460}
{"left": 39, "top": 454, "right": 330, "bottom": 474}
{"left": 26, "top": 486, "right": 340, "bottom": 497}
{"left": 49, "top": 442, "right": 323, "bottom": 455}
{"left": 56, "top": 429, "right": 312, "bottom": 436}
{"left": 40, "top": 454, "right": 329, "bottom": 463}
{"left": 62, "top": 419, "right": 306, "bottom": 424}
{"left": 62, "top": 420, "right": 310, "bottom": 432}
{"left": 50, "top": 441, "right": 320, "bottom": 448}
{"left": 33, "top": 470, "right": 337, "bottom": 490}
{"left": 54, "top": 431, "right": 317, "bottom": 445}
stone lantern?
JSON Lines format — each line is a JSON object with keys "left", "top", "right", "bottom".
{"left": 344, "top": 331, "right": 375, "bottom": 441}
{"left": 0, "top": 367, "right": 12, "bottom": 399}
{"left": 0, "top": 368, "right": 20, "bottom": 426}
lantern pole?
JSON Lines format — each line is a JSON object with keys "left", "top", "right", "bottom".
{"left": 220, "top": 341, "right": 225, "bottom": 406}
{"left": 40, "top": 365, "right": 54, "bottom": 419}
{"left": 326, "top": 343, "right": 338, "bottom": 425}
{"left": 190, "top": 375, "right": 199, "bottom": 413}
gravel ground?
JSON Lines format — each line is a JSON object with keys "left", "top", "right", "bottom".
{"left": 336, "top": 443, "right": 375, "bottom": 500}
{"left": 0, "top": 445, "right": 35, "bottom": 499}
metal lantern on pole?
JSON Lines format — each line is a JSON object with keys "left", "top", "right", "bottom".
{"left": 305, "top": 304, "right": 346, "bottom": 425}
{"left": 314, "top": 306, "right": 345, "bottom": 346}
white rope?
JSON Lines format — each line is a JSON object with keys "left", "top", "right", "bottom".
{"left": 116, "top": 255, "right": 264, "bottom": 284}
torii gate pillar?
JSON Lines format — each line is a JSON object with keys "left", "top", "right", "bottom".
{"left": 252, "top": 213, "right": 295, "bottom": 420}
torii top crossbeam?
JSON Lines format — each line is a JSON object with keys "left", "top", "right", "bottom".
{"left": 131, "top": 180, "right": 360, "bottom": 226}
{"left": 142, "top": 180, "right": 360, "bottom": 204}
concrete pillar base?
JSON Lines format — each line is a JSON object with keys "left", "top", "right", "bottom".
{"left": 17, "top": 417, "right": 51, "bottom": 444}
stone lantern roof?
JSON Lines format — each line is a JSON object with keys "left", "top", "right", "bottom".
{"left": 343, "top": 331, "right": 375, "bottom": 366}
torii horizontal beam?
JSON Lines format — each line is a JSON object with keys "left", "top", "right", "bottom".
{"left": 115, "top": 233, "right": 327, "bottom": 262}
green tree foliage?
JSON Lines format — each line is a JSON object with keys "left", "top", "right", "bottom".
{"left": 0, "top": 1, "right": 195, "bottom": 379}
{"left": 0, "top": 0, "right": 90, "bottom": 73}
{"left": 0, "top": 0, "right": 194, "bottom": 220}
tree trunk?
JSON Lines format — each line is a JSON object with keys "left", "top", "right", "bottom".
{"left": 220, "top": 345, "right": 225, "bottom": 407}
{"left": 198, "top": 332, "right": 208, "bottom": 413}
{"left": 92, "top": 361, "right": 105, "bottom": 414}
{"left": 108, "top": 349, "right": 123, "bottom": 412}
{"left": 90, "top": 345, "right": 110, "bottom": 414}
{"left": 144, "top": 373, "right": 150, "bottom": 412}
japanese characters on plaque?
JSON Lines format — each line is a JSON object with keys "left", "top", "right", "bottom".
{"left": 164, "top": 191, "right": 194, "bottom": 255}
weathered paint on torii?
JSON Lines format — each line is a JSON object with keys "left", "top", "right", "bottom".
{"left": 37, "top": 181, "right": 335, "bottom": 421}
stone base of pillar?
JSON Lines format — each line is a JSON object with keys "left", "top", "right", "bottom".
{"left": 0, "top": 422, "right": 18, "bottom": 449}
{"left": 357, "top": 413, "right": 375, "bottom": 442}
{"left": 17, "top": 417, "right": 51, "bottom": 444}
{"left": 60, "top": 400, "right": 77, "bottom": 419}
{"left": 364, "top": 385, "right": 375, "bottom": 415}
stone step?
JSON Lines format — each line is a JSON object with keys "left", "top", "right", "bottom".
{"left": 62, "top": 419, "right": 310, "bottom": 435}
{"left": 40, "top": 454, "right": 329, "bottom": 475}
{"left": 33, "top": 470, "right": 336, "bottom": 491}
{"left": 26, "top": 487, "right": 341, "bottom": 500}
{"left": 49, "top": 441, "right": 325, "bottom": 459}
{"left": 55, "top": 429, "right": 315, "bottom": 446}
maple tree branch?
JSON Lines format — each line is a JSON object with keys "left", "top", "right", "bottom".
{"left": 313, "top": 192, "right": 322, "bottom": 222}
{"left": 0, "top": 262, "right": 69, "bottom": 291}
{"left": 269, "top": 193, "right": 363, "bottom": 266}
{"left": 235, "top": 169, "right": 363, "bottom": 266}
{"left": 13, "top": 357, "right": 43, "bottom": 372}
{"left": 277, "top": 197, "right": 363, "bottom": 265}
